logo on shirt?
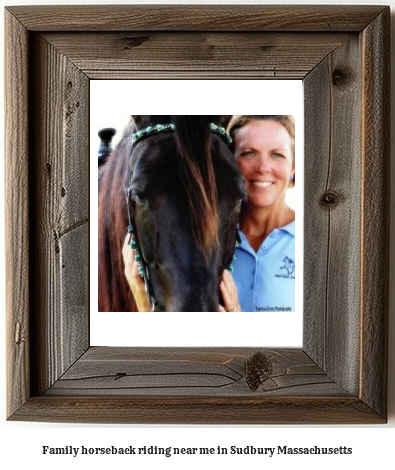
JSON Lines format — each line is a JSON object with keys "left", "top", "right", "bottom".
{"left": 280, "top": 256, "right": 295, "bottom": 275}
{"left": 274, "top": 256, "right": 295, "bottom": 279}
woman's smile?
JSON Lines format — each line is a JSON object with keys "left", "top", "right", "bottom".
{"left": 251, "top": 180, "right": 274, "bottom": 188}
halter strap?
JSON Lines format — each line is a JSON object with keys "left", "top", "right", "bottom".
{"left": 131, "top": 122, "right": 232, "bottom": 146}
{"left": 126, "top": 188, "right": 159, "bottom": 311}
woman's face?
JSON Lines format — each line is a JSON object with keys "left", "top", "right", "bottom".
{"left": 234, "top": 120, "right": 294, "bottom": 211}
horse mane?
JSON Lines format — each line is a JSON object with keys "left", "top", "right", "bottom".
{"left": 98, "top": 119, "right": 137, "bottom": 312}
{"left": 171, "top": 116, "right": 219, "bottom": 255}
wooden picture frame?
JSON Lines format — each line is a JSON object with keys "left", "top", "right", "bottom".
{"left": 5, "top": 5, "right": 390, "bottom": 424}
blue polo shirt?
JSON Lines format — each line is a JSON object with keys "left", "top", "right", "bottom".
{"left": 233, "top": 221, "right": 295, "bottom": 312}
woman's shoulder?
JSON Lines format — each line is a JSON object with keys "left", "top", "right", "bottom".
{"left": 279, "top": 219, "right": 295, "bottom": 236}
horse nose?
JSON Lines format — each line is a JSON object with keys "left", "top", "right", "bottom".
{"left": 164, "top": 263, "right": 220, "bottom": 311}
{"left": 169, "top": 291, "right": 219, "bottom": 312}
{"left": 170, "top": 301, "right": 218, "bottom": 312}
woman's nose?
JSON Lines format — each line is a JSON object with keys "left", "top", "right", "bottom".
{"left": 255, "top": 155, "right": 270, "bottom": 173}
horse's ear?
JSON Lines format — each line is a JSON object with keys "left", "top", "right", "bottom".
{"left": 131, "top": 115, "right": 144, "bottom": 129}
{"left": 131, "top": 116, "right": 172, "bottom": 130}
{"left": 210, "top": 115, "right": 233, "bottom": 128}
{"left": 221, "top": 115, "right": 233, "bottom": 128}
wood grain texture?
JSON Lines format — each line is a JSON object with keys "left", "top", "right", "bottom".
{"left": 360, "top": 8, "right": 390, "bottom": 418}
{"left": 324, "top": 37, "right": 362, "bottom": 394}
{"left": 5, "top": 10, "right": 31, "bottom": 418}
{"left": 10, "top": 396, "right": 383, "bottom": 425}
{"left": 5, "top": 5, "right": 386, "bottom": 32}
{"left": 304, "top": 35, "right": 362, "bottom": 395}
{"left": 46, "top": 347, "right": 344, "bottom": 397}
{"left": 5, "top": 5, "right": 390, "bottom": 424}
{"left": 11, "top": 348, "right": 384, "bottom": 423}
{"left": 303, "top": 56, "right": 332, "bottom": 370}
{"left": 41, "top": 32, "right": 350, "bottom": 80}
{"left": 29, "top": 34, "right": 90, "bottom": 395}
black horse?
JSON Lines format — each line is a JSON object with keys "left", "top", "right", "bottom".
{"left": 98, "top": 115, "right": 245, "bottom": 312}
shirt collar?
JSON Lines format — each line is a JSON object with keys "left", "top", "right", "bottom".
{"left": 278, "top": 220, "right": 295, "bottom": 237}
{"left": 238, "top": 220, "right": 295, "bottom": 240}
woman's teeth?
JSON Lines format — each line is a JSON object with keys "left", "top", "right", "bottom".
{"left": 252, "top": 181, "right": 272, "bottom": 188}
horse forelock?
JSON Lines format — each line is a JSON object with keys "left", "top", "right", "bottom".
{"left": 171, "top": 116, "right": 219, "bottom": 257}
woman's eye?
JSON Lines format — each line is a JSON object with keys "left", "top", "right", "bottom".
{"left": 240, "top": 150, "right": 254, "bottom": 157}
{"left": 273, "top": 152, "right": 285, "bottom": 159}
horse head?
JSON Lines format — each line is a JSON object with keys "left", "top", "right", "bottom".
{"left": 98, "top": 115, "right": 245, "bottom": 312}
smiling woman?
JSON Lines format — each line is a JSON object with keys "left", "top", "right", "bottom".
{"left": 222, "top": 116, "right": 296, "bottom": 313}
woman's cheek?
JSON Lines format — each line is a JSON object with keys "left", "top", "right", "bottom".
{"left": 236, "top": 159, "right": 250, "bottom": 177}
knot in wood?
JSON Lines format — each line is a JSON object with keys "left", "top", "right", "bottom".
{"left": 123, "top": 35, "right": 149, "bottom": 49}
{"left": 332, "top": 68, "right": 349, "bottom": 87}
{"left": 321, "top": 190, "right": 340, "bottom": 208}
{"left": 246, "top": 351, "right": 273, "bottom": 391}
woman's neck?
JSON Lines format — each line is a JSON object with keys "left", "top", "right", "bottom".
{"left": 240, "top": 203, "right": 294, "bottom": 251}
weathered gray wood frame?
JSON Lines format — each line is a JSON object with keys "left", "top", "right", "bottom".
{"left": 5, "top": 5, "right": 390, "bottom": 424}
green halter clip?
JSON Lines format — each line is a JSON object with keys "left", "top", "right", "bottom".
{"left": 131, "top": 123, "right": 175, "bottom": 144}
{"left": 209, "top": 123, "right": 233, "bottom": 145}
{"left": 227, "top": 242, "right": 239, "bottom": 274}
{"left": 131, "top": 122, "right": 232, "bottom": 145}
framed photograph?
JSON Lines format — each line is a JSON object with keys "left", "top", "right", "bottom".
{"left": 92, "top": 80, "right": 304, "bottom": 349}
{"left": 5, "top": 5, "right": 390, "bottom": 423}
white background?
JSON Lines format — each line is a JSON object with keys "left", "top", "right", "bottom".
{"left": 91, "top": 80, "right": 304, "bottom": 348}
{"left": 1, "top": 1, "right": 394, "bottom": 469}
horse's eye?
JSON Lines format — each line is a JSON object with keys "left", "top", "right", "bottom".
{"left": 132, "top": 190, "right": 145, "bottom": 203}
